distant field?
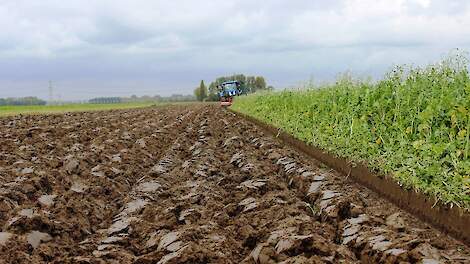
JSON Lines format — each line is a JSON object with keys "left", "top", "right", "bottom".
{"left": 0, "top": 102, "right": 159, "bottom": 116}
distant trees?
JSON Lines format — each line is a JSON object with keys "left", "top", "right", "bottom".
{"left": 88, "top": 94, "right": 196, "bottom": 104}
{"left": 194, "top": 80, "right": 208, "bottom": 101}
{"left": 0, "top": 97, "right": 46, "bottom": 106}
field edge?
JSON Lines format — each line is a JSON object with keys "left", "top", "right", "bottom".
{"left": 230, "top": 108, "right": 470, "bottom": 246}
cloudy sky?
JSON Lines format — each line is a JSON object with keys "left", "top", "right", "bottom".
{"left": 0, "top": 0, "right": 469, "bottom": 100}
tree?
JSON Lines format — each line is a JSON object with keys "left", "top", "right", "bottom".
{"left": 199, "top": 80, "right": 207, "bottom": 101}
{"left": 194, "top": 80, "right": 208, "bottom": 101}
{"left": 194, "top": 86, "right": 202, "bottom": 101}
{"left": 254, "top": 76, "right": 267, "bottom": 91}
{"left": 208, "top": 82, "right": 217, "bottom": 100}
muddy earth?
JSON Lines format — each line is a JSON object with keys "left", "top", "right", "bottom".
{"left": 0, "top": 105, "right": 468, "bottom": 263}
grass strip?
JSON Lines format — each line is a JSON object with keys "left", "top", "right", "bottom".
{"left": 0, "top": 102, "right": 158, "bottom": 117}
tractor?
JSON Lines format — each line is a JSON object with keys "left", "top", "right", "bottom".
{"left": 217, "top": 80, "right": 242, "bottom": 107}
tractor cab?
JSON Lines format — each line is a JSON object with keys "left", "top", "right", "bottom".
{"left": 217, "top": 81, "right": 242, "bottom": 107}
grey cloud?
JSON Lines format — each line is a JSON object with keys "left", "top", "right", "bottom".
{"left": 83, "top": 17, "right": 155, "bottom": 45}
{"left": 0, "top": 0, "right": 469, "bottom": 100}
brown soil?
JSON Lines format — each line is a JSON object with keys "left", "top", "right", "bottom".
{"left": 0, "top": 104, "right": 468, "bottom": 263}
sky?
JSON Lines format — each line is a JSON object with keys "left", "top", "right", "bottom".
{"left": 0, "top": 0, "right": 469, "bottom": 100}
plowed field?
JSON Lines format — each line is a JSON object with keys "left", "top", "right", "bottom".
{"left": 0, "top": 105, "right": 468, "bottom": 263}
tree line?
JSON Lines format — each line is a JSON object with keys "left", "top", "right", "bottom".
{"left": 88, "top": 94, "right": 196, "bottom": 104}
{"left": 0, "top": 97, "right": 46, "bottom": 106}
{"left": 194, "top": 74, "right": 273, "bottom": 101}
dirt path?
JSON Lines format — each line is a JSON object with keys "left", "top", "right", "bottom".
{"left": 0, "top": 105, "right": 468, "bottom": 263}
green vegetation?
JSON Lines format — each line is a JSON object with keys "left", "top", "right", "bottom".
{"left": 0, "top": 102, "right": 157, "bottom": 117}
{"left": 233, "top": 54, "right": 470, "bottom": 209}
